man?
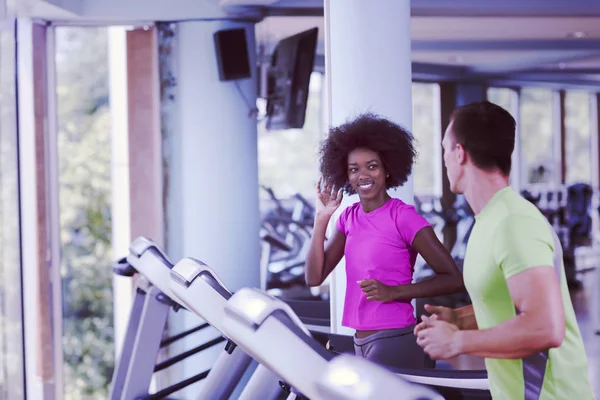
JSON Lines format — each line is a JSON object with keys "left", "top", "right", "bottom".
{"left": 414, "top": 101, "right": 594, "bottom": 399}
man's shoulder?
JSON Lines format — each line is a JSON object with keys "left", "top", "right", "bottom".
{"left": 472, "top": 191, "right": 555, "bottom": 266}
{"left": 481, "top": 188, "right": 549, "bottom": 232}
{"left": 493, "top": 211, "right": 553, "bottom": 251}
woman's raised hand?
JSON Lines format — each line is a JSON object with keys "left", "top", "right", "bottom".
{"left": 315, "top": 176, "right": 343, "bottom": 216}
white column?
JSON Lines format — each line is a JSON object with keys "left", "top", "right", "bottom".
{"left": 176, "top": 20, "right": 259, "bottom": 302}
{"left": 108, "top": 26, "right": 132, "bottom": 363}
{"left": 163, "top": 20, "right": 259, "bottom": 396}
{"left": 324, "top": 0, "right": 414, "bottom": 334}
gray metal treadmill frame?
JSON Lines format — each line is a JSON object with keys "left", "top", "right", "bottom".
{"left": 111, "top": 238, "right": 254, "bottom": 400}
{"left": 109, "top": 237, "right": 179, "bottom": 400}
{"left": 220, "top": 288, "right": 491, "bottom": 399}
{"left": 169, "top": 257, "right": 283, "bottom": 400}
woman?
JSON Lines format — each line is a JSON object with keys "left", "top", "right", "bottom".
{"left": 305, "top": 113, "right": 464, "bottom": 369}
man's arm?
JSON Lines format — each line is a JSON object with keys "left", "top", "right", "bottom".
{"left": 414, "top": 303, "right": 477, "bottom": 337}
{"left": 454, "top": 266, "right": 565, "bottom": 359}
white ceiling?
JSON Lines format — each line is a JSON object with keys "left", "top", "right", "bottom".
{"left": 13, "top": 0, "right": 600, "bottom": 82}
{"left": 411, "top": 16, "right": 600, "bottom": 40}
{"left": 255, "top": 16, "right": 324, "bottom": 42}
{"left": 255, "top": 15, "right": 600, "bottom": 75}
{"left": 256, "top": 16, "right": 600, "bottom": 41}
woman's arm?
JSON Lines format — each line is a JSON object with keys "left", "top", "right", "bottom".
{"left": 398, "top": 226, "right": 464, "bottom": 298}
{"left": 305, "top": 214, "right": 346, "bottom": 287}
{"left": 360, "top": 226, "right": 464, "bottom": 301}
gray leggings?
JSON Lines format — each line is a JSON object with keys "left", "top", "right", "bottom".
{"left": 353, "top": 325, "right": 433, "bottom": 369}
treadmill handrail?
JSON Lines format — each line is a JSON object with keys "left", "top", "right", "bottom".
{"left": 169, "top": 259, "right": 234, "bottom": 335}
{"left": 129, "top": 236, "right": 172, "bottom": 263}
{"left": 171, "top": 257, "right": 231, "bottom": 296}
{"left": 126, "top": 237, "right": 179, "bottom": 301}
{"left": 224, "top": 288, "right": 311, "bottom": 336}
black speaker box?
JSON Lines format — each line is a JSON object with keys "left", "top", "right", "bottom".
{"left": 214, "top": 28, "right": 251, "bottom": 81}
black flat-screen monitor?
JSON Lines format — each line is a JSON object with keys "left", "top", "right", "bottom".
{"left": 266, "top": 27, "right": 318, "bottom": 130}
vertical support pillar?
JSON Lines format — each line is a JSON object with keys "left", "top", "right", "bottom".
{"left": 557, "top": 90, "right": 567, "bottom": 186}
{"left": 126, "top": 26, "right": 163, "bottom": 245}
{"left": 160, "top": 20, "right": 260, "bottom": 396}
{"left": 551, "top": 90, "right": 566, "bottom": 187}
{"left": 439, "top": 83, "right": 486, "bottom": 251}
{"left": 509, "top": 88, "right": 522, "bottom": 193}
{"left": 17, "top": 18, "right": 56, "bottom": 400}
{"left": 324, "top": 0, "right": 413, "bottom": 334}
{"left": 110, "top": 24, "right": 165, "bottom": 390}
{"left": 108, "top": 25, "right": 133, "bottom": 366}
{"left": 439, "top": 83, "right": 457, "bottom": 250}
{"left": 31, "top": 26, "right": 53, "bottom": 395}
{"left": 126, "top": 25, "right": 166, "bottom": 390}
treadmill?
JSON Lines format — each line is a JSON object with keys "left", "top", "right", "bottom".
{"left": 109, "top": 237, "right": 250, "bottom": 400}
{"left": 110, "top": 236, "right": 185, "bottom": 400}
{"left": 220, "top": 288, "right": 491, "bottom": 400}
{"left": 168, "top": 257, "right": 284, "bottom": 400}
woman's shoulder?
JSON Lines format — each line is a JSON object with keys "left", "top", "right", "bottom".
{"left": 388, "top": 197, "right": 417, "bottom": 213}
{"left": 388, "top": 198, "right": 428, "bottom": 224}
{"left": 338, "top": 201, "right": 361, "bottom": 220}
{"left": 342, "top": 200, "right": 362, "bottom": 212}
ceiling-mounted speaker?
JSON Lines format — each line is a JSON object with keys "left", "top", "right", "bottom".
{"left": 214, "top": 27, "right": 251, "bottom": 81}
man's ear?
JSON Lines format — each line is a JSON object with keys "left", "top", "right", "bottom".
{"left": 456, "top": 143, "right": 467, "bottom": 165}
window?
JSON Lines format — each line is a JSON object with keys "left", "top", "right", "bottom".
{"left": 257, "top": 78, "right": 442, "bottom": 203}
{"left": 257, "top": 71, "right": 324, "bottom": 206}
{"left": 488, "top": 87, "right": 517, "bottom": 116}
{"left": 55, "top": 27, "right": 114, "bottom": 399}
{"left": 0, "top": 23, "right": 26, "bottom": 399}
{"left": 412, "top": 82, "right": 442, "bottom": 197}
{"left": 565, "top": 90, "right": 592, "bottom": 185}
{"left": 487, "top": 87, "right": 520, "bottom": 189}
{"left": 519, "top": 88, "right": 555, "bottom": 186}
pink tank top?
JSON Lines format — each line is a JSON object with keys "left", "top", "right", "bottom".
{"left": 336, "top": 198, "right": 430, "bottom": 330}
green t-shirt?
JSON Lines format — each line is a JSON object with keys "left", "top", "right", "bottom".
{"left": 463, "top": 186, "right": 594, "bottom": 399}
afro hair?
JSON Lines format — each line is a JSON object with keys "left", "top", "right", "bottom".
{"left": 318, "top": 113, "right": 417, "bottom": 195}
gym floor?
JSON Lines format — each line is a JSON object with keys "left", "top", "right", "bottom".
{"left": 447, "top": 272, "right": 600, "bottom": 397}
